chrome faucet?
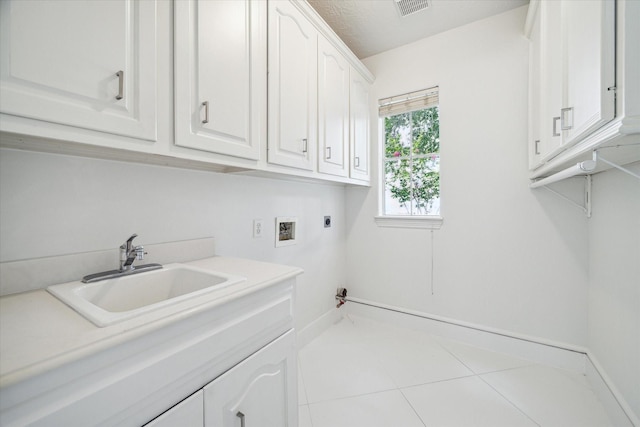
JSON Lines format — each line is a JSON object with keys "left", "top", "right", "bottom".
{"left": 81, "top": 233, "right": 162, "bottom": 283}
{"left": 120, "top": 234, "right": 146, "bottom": 271}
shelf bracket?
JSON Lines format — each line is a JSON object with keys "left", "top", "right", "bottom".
{"left": 540, "top": 175, "right": 592, "bottom": 218}
{"left": 594, "top": 151, "right": 640, "bottom": 181}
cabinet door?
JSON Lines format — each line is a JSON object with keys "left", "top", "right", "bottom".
{"left": 204, "top": 331, "right": 297, "bottom": 427}
{"left": 561, "top": 0, "right": 615, "bottom": 146}
{"left": 144, "top": 391, "right": 204, "bottom": 427}
{"left": 539, "top": 0, "right": 563, "bottom": 162}
{"left": 350, "top": 68, "right": 371, "bottom": 181}
{"left": 174, "top": 0, "right": 265, "bottom": 160}
{"left": 268, "top": 1, "right": 317, "bottom": 171}
{"left": 0, "top": 0, "right": 156, "bottom": 141}
{"left": 528, "top": 3, "right": 543, "bottom": 169}
{"left": 318, "top": 36, "right": 349, "bottom": 177}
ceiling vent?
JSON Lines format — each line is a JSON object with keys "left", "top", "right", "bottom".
{"left": 394, "top": 0, "right": 430, "bottom": 17}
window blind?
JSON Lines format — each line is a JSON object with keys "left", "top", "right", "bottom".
{"left": 378, "top": 86, "right": 439, "bottom": 117}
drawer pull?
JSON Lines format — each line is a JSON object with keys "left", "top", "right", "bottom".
{"left": 202, "top": 101, "right": 209, "bottom": 124}
{"left": 552, "top": 116, "right": 560, "bottom": 137}
{"left": 236, "top": 411, "right": 245, "bottom": 427}
{"left": 561, "top": 107, "right": 573, "bottom": 131}
{"left": 116, "top": 70, "right": 124, "bottom": 100}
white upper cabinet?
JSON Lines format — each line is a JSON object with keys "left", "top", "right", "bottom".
{"left": 528, "top": 3, "right": 543, "bottom": 169}
{"left": 0, "top": 0, "right": 157, "bottom": 141}
{"left": 539, "top": 0, "right": 563, "bottom": 162}
{"left": 560, "top": 0, "right": 615, "bottom": 147}
{"left": 527, "top": 0, "right": 616, "bottom": 171}
{"left": 349, "top": 68, "right": 371, "bottom": 182}
{"left": 0, "top": 0, "right": 375, "bottom": 185}
{"left": 174, "top": 0, "right": 265, "bottom": 160}
{"left": 317, "top": 35, "right": 350, "bottom": 177}
{"left": 267, "top": 0, "right": 318, "bottom": 171}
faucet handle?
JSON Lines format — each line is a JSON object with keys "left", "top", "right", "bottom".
{"left": 120, "top": 233, "right": 138, "bottom": 250}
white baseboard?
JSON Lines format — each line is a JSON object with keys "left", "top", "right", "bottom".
{"left": 586, "top": 352, "right": 639, "bottom": 427}
{"left": 340, "top": 298, "right": 637, "bottom": 426}
{"left": 344, "top": 297, "right": 586, "bottom": 372}
{"left": 296, "top": 307, "right": 342, "bottom": 349}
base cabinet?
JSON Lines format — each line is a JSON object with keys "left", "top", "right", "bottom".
{"left": 145, "top": 392, "right": 204, "bottom": 427}
{"left": 204, "top": 330, "right": 297, "bottom": 427}
{"left": 143, "top": 331, "right": 297, "bottom": 427}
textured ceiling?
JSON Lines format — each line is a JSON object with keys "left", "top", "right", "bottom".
{"left": 307, "top": 0, "right": 529, "bottom": 59}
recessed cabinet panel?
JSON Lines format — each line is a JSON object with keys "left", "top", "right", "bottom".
{"left": 174, "top": 0, "right": 264, "bottom": 160}
{"left": 561, "top": 0, "right": 615, "bottom": 147}
{"left": 350, "top": 68, "right": 371, "bottom": 181}
{"left": 268, "top": 1, "right": 317, "bottom": 171}
{"left": 0, "top": 0, "right": 157, "bottom": 140}
{"left": 318, "top": 36, "right": 349, "bottom": 177}
{"left": 203, "top": 331, "right": 297, "bottom": 427}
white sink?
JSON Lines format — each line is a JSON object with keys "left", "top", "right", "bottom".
{"left": 47, "top": 263, "right": 246, "bottom": 327}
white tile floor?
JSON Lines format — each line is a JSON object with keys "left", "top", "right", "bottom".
{"left": 297, "top": 315, "right": 613, "bottom": 427}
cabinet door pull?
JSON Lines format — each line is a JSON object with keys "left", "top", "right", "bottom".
{"left": 561, "top": 107, "right": 573, "bottom": 131}
{"left": 116, "top": 71, "right": 124, "bottom": 100}
{"left": 326, "top": 146, "right": 332, "bottom": 159}
{"left": 236, "top": 411, "right": 245, "bottom": 427}
{"left": 202, "top": 101, "right": 209, "bottom": 124}
{"left": 355, "top": 156, "right": 360, "bottom": 167}
{"left": 552, "top": 117, "right": 561, "bottom": 137}
{"left": 302, "top": 138, "right": 308, "bottom": 153}
{"left": 534, "top": 140, "right": 540, "bottom": 155}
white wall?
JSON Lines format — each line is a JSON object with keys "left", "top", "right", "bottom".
{"left": 346, "top": 6, "right": 590, "bottom": 346}
{"left": 0, "top": 147, "right": 346, "bottom": 331}
{"left": 588, "top": 162, "right": 640, "bottom": 419}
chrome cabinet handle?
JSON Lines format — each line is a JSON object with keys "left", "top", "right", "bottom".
{"left": 561, "top": 107, "right": 573, "bottom": 131}
{"left": 552, "top": 116, "right": 561, "bottom": 137}
{"left": 355, "top": 156, "right": 360, "bottom": 167}
{"left": 326, "top": 146, "right": 332, "bottom": 159}
{"left": 236, "top": 411, "right": 245, "bottom": 427}
{"left": 302, "top": 138, "right": 308, "bottom": 153}
{"left": 116, "top": 70, "right": 124, "bottom": 100}
{"left": 534, "top": 140, "right": 540, "bottom": 155}
{"left": 202, "top": 101, "right": 209, "bottom": 124}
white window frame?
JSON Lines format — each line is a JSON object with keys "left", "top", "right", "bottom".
{"left": 376, "top": 87, "right": 443, "bottom": 229}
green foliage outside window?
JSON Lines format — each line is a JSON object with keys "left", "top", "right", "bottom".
{"left": 384, "top": 107, "right": 440, "bottom": 215}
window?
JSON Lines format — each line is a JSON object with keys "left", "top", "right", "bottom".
{"left": 376, "top": 87, "right": 442, "bottom": 228}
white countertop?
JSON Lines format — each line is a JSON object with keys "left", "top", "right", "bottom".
{"left": 0, "top": 256, "right": 303, "bottom": 387}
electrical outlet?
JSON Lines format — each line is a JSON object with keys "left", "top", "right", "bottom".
{"left": 253, "top": 219, "right": 263, "bottom": 238}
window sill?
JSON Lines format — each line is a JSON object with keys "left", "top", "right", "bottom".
{"left": 374, "top": 215, "right": 443, "bottom": 229}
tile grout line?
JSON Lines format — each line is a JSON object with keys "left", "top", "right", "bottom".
{"left": 305, "top": 385, "right": 401, "bottom": 406}
{"left": 437, "top": 340, "right": 542, "bottom": 426}
{"left": 477, "top": 373, "right": 542, "bottom": 427}
{"left": 297, "top": 358, "right": 311, "bottom": 407}
{"left": 397, "top": 388, "right": 428, "bottom": 427}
